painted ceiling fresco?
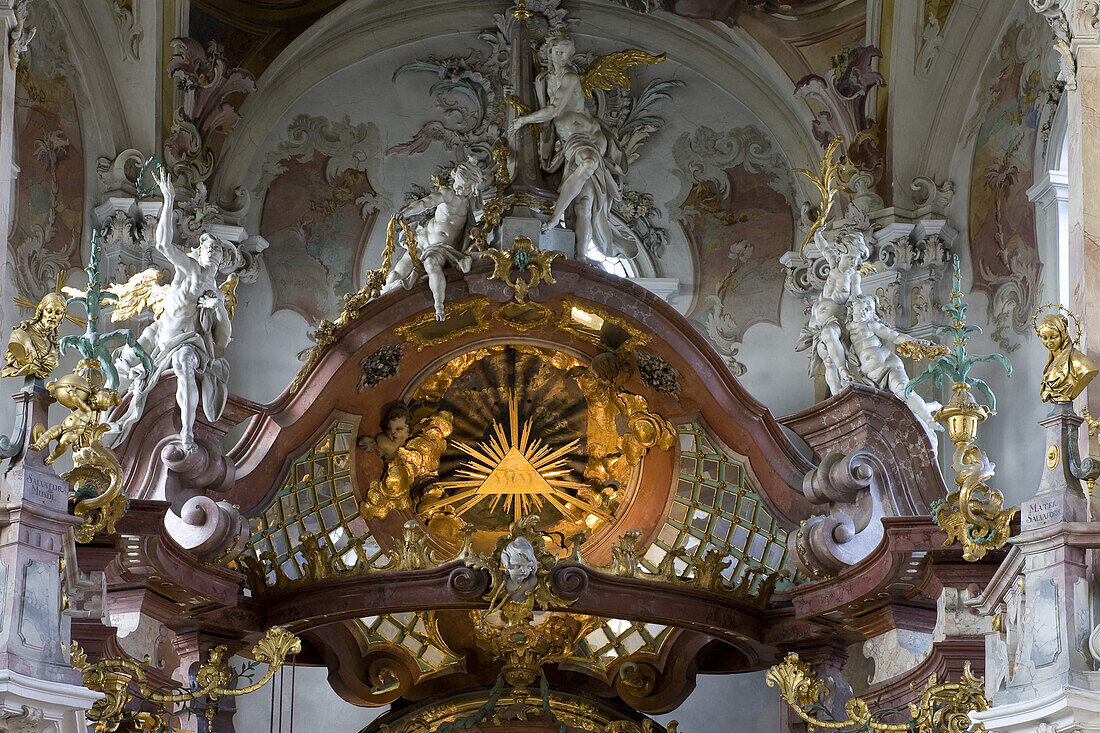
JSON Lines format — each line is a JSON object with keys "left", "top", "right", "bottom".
{"left": 9, "top": 4, "right": 84, "bottom": 302}
{"left": 962, "top": 5, "right": 1059, "bottom": 353}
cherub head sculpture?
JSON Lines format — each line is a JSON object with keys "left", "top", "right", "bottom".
{"left": 383, "top": 404, "right": 412, "bottom": 445}
{"left": 834, "top": 228, "right": 871, "bottom": 270}
{"left": 541, "top": 29, "right": 576, "bottom": 68}
{"left": 500, "top": 535, "right": 539, "bottom": 602}
{"left": 450, "top": 157, "right": 485, "bottom": 197}
{"left": 847, "top": 293, "right": 879, "bottom": 323}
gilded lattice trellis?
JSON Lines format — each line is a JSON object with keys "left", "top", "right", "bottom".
{"left": 576, "top": 619, "right": 672, "bottom": 669}
{"left": 246, "top": 420, "right": 389, "bottom": 582}
{"left": 356, "top": 613, "right": 462, "bottom": 674}
{"left": 638, "top": 425, "right": 800, "bottom": 589}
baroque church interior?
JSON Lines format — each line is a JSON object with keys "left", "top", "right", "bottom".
{"left": 0, "top": 0, "right": 1098, "bottom": 731}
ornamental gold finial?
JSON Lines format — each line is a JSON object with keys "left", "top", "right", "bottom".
{"left": 1033, "top": 303, "right": 1097, "bottom": 404}
{"left": 906, "top": 256, "right": 1015, "bottom": 560}
{"left": 511, "top": 0, "right": 532, "bottom": 20}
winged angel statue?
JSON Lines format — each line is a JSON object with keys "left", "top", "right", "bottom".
{"left": 105, "top": 169, "right": 241, "bottom": 450}
{"left": 510, "top": 30, "right": 664, "bottom": 259}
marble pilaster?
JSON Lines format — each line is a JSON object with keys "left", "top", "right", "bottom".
{"left": 0, "top": 3, "right": 17, "bottom": 324}
{"left": 0, "top": 387, "right": 102, "bottom": 731}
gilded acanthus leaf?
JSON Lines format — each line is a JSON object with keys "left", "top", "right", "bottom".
{"left": 106, "top": 269, "right": 167, "bottom": 322}
{"left": 581, "top": 50, "right": 666, "bottom": 97}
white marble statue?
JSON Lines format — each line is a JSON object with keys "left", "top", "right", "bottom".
{"left": 108, "top": 168, "right": 237, "bottom": 450}
{"left": 383, "top": 158, "right": 484, "bottom": 321}
{"left": 500, "top": 535, "right": 539, "bottom": 603}
{"left": 796, "top": 227, "right": 940, "bottom": 439}
{"left": 796, "top": 229, "right": 869, "bottom": 394}
{"left": 846, "top": 294, "right": 940, "bottom": 429}
{"left": 509, "top": 30, "right": 630, "bottom": 259}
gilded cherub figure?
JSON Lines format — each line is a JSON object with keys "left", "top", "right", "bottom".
{"left": 356, "top": 404, "right": 412, "bottom": 461}
{"left": 1037, "top": 312, "right": 1097, "bottom": 404}
{"left": 107, "top": 167, "right": 240, "bottom": 450}
{"left": 846, "top": 294, "right": 941, "bottom": 431}
{"left": 31, "top": 367, "right": 121, "bottom": 465}
{"left": 382, "top": 159, "right": 485, "bottom": 321}
{"left": 360, "top": 411, "right": 454, "bottom": 520}
{"left": 3, "top": 274, "right": 83, "bottom": 379}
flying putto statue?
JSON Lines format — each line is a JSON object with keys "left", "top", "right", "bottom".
{"left": 382, "top": 158, "right": 485, "bottom": 321}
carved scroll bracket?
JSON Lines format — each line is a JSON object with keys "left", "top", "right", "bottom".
{"left": 794, "top": 451, "right": 887, "bottom": 579}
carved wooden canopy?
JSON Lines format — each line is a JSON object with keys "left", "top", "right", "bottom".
{"left": 84, "top": 260, "right": 992, "bottom": 721}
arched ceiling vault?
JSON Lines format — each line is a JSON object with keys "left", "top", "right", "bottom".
{"left": 213, "top": 0, "right": 822, "bottom": 207}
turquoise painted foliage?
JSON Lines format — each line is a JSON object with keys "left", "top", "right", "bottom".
{"left": 60, "top": 230, "right": 153, "bottom": 390}
{"left": 904, "top": 255, "right": 1012, "bottom": 410}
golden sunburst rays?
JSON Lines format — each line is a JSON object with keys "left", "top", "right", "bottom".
{"left": 421, "top": 391, "right": 611, "bottom": 525}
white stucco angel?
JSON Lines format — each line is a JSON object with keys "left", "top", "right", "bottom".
{"left": 106, "top": 168, "right": 240, "bottom": 450}
{"left": 382, "top": 158, "right": 484, "bottom": 321}
{"left": 795, "top": 228, "right": 869, "bottom": 394}
{"left": 510, "top": 31, "right": 663, "bottom": 259}
{"left": 846, "top": 294, "right": 941, "bottom": 431}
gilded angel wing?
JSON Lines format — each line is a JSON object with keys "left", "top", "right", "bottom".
{"left": 220, "top": 273, "right": 239, "bottom": 321}
{"left": 580, "top": 50, "right": 666, "bottom": 98}
{"left": 106, "top": 269, "right": 167, "bottom": 322}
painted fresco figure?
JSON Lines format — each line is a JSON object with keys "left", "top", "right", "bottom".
{"left": 383, "top": 159, "right": 485, "bottom": 321}
{"left": 509, "top": 30, "right": 632, "bottom": 259}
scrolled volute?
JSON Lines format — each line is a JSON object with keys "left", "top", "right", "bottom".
{"left": 794, "top": 451, "right": 888, "bottom": 579}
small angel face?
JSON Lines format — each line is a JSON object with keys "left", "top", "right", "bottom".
{"left": 386, "top": 416, "right": 410, "bottom": 444}
{"left": 1039, "top": 324, "right": 1065, "bottom": 352}
{"left": 503, "top": 553, "right": 536, "bottom": 583}
{"left": 838, "top": 253, "right": 857, "bottom": 271}
{"left": 849, "top": 297, "right": 875, "bottom": 322}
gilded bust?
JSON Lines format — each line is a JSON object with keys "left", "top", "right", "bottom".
{"left": 1038, "top": 313, "right": 1097, "bottom": 403}
{"left": 2, "top": 290, "right": 69, "bottom": 379}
